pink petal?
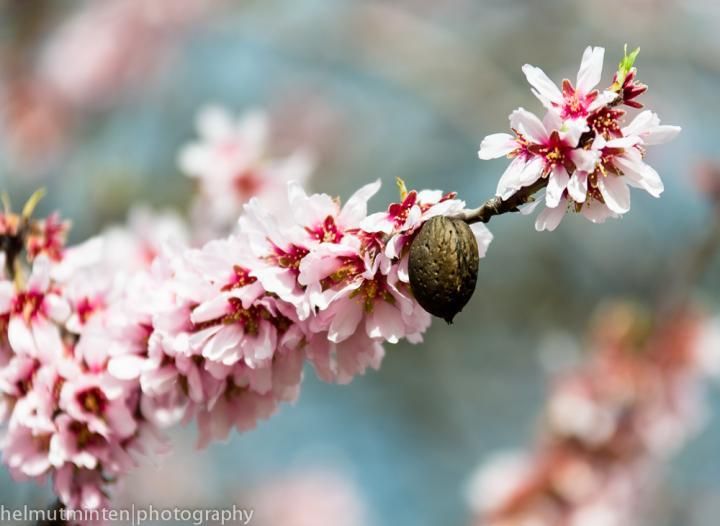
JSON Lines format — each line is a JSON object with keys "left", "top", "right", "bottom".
{"left": 366, "top": 301, "right": 405, "bottom": 343}
{"left": 191, "top": 295, "right": 229, "bottom": 325}
{"left": 204, "top": 324, "right": 243, "bottom": 362}
{"left": 328, "top": 300, "right": 363, "bottom": 343}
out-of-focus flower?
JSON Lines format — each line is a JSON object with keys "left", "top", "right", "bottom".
{"left": 0, "top": 255, "right": 70, "bottom": 361}
{"left": 180, "top": 106, "right": 313, "bottom": 238}
{"left": 1, "top": 0, "right": 222, "bottom": 172}
{"left": 38, "top": 0, "right": 217, "bottom": 109}
{"left": 467, "top": 303, "right": 715, "bottom": 526}
{"left": 478, "top": 46, "right": 680, "bottom": 231}
{"left": 247, "top": 469, "right": 368, "bottom": 526}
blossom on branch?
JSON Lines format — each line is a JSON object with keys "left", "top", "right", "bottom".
{"left": 479, "top": 46, "right": 680, "bottom": 231}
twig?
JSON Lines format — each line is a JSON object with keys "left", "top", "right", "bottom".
{"left": 452, "top": 178, "right": 549, "bottom": 224}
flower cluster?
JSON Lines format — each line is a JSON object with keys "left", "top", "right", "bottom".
{"left": 0, "top": 212, "right": 171, "bottom": 512}
{"left": 0, "top": 175, "right": 492, "bottom": 514}
{"left": 466, "top": 303, "right": 718, "bottom": 526}
{"left": 479, "top": 46, "right": 681, "bottom": 231}
{"left": 0, "top": 45, "right": 686, "bottom": 521}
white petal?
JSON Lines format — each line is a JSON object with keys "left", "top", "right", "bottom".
{"left": 509, "top": 108, "right": 548, "bottom": 144}
{"left": 33, "top": 318, "right": 64, "bottom": 360}
{"left": 535, "top": 204, "right": 567, "bottom": 232}
{"left": 642, "top": 125, "right": 682, "bottom": 146}
{"left": 604, "top": 136, "right": 641, "bottom": 149}
{"left": 27, "top": 255, "right": 51, "bottom": 291}
{"left": 8, "top": 317, "right": 36, "bottom": 356}
{"left": 516, "top": 157, "right": 545, "bottom": 188}
{"left": 622, "top": 110, "right": 656, "bottom": 137}
{"left": 108, "top": 355, "right": 145, "bottom": 380}
{"left": 359, "top": 212, "right": 394, "bottom": 234}
{"left": 567, "top": 172, "right": 588, "bottom": 203}
{"left": 570, "top": 147, "right": 599, "bottom": 173}
{"left": 478, "top": 133, "right": 516, "bottom": 160}
{"left": 582, "top": 202, "right": 615, "bottom": 223}
{"left": 495, "top": 158, "right": 527, "bottom": 199}
{"left": 545, "top": 167, "right": 569, "bottom": 208}
{"left": 522, "top": 65, "right": 563, "bottom": 107}
{"left": 598, "top": 176, "right": 631, "bottom": 214}
{"left": 614, "top": 156, "right": 664, "bottom": 198}
{"left": 469, "top": 223, "right": 493, "bottom": 258}
{"left": 338, "top": 179, "right": 381, "bottom": 226}
{"left": 588, "top": 90, "right": 618, "bottom": 112}
{"left": 562, "top": 119, "right": 589, "bottom": 148}
{"left": 0, "top": 281, "right": 13, "bottom": 313}
{"left": 196, "top": 105, "right": 235, "bottom": 141}
{"left": 45, "top": 295, "right": 71, "bottom": 323}
{"left": 576, "top": 46, "right": 605, "bottom": 93}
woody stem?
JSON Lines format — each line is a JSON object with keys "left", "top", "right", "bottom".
{"left": 452, "top": 178, "right": 549, "bottom": 224}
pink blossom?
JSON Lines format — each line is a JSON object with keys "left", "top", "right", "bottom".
{"left": 0, "top": 255, "right": 71, "bottom": 361}
{"left": 180, "top": 106, "right": 313, "bottom": 236}
{"left": 478, "top": 46, "right": 680, "bottom": 231}
{"left": 480, "top": 108, "right": 598, "bottom": 205}
{"left": 53, "top": 465, "right": 109, "bottom": 511}
{"left": 523, "top": 46, "right": 616, "bottom": 121}
{"left": 2, "top": 423, "right": 53, "bottom": 482}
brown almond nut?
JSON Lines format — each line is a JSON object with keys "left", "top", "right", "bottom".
{"left": 408, "top": 215, "right": 479, "bottom": 323}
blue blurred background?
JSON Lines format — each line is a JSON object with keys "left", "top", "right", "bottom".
{"left": 1, "top": 1, "right": 719, "bottom": 525}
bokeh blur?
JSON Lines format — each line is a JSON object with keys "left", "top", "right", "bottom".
{"left": 1, "top": 1, "right": 719, "bottom": 525}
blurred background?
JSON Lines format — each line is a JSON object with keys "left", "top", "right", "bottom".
{"left": 1, "top": 1, "right": 719, "bottom": 525}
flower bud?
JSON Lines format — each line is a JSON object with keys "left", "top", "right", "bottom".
{"left": 408, "top": 215, "right": 479, "bottom": 323}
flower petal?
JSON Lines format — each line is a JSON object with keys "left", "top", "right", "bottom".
{"left": 496, "top": 158, "right": 527, "bottom": 199}
{"left": 598, "top": 176, "right": 631, "bottom": 214}
{"left": 576, "top": 46, "right": 605, "bottom": 93}
{"left": 478, "top": 133, "right": 517, "bottom": 160}
{"left": 338, "top": 179, "right": 381, "bottom": 226}
{"left": 522, "top": 65, "right": 563, "bottom": 107}
{"left": 567, "top": 172, "right": 589, "bottom": 203}
{"left": 328, "top": 300, "right": 363, "bottom": 343}
{"left": 535, "top": 203, "right": 567, "bottom": 232}
{"left": 509, "top": 108, "right": 548, "bottom": 144}
{"left": 614, "top": 155, "right": 664, "bottom": 198}
{"left": 545, "top": 167, "right": 570, "bottom": 208}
